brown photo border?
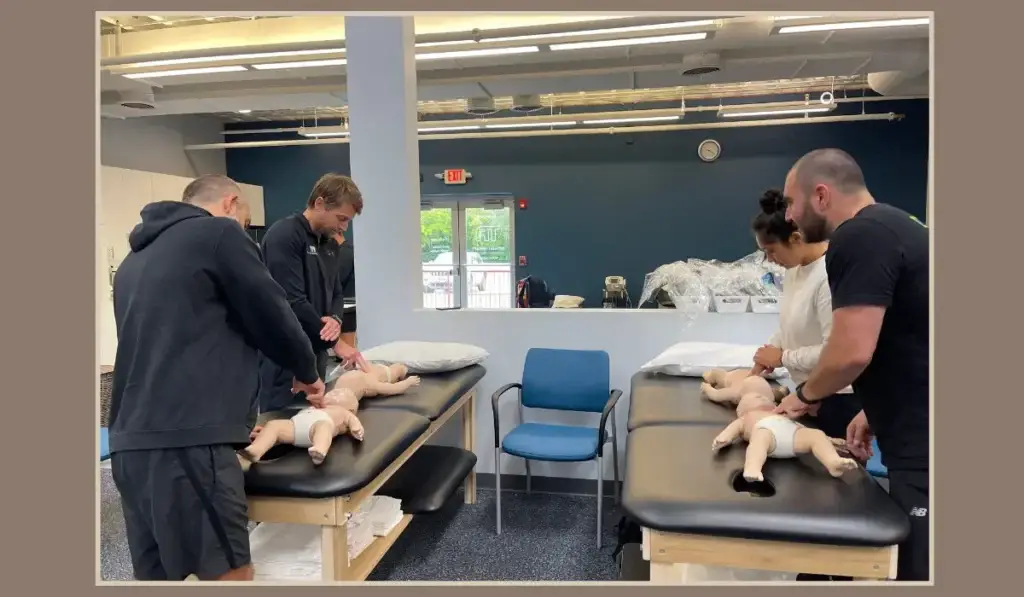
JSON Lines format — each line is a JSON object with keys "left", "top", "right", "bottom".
{"left": 2, "top": 0, "right": 1003, "bottom": 592}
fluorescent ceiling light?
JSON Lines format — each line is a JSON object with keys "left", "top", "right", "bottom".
{"left": 551, "top": 32, "right": 707, "bottom": 51}
{"left": 719, "top": 105, "right": 835, "bottom": 118}
{"left": 415, "top": 19, "right": 715, "bottom": 47}
{"left": 298, "top": 126, "right": 348, "bottom": 138}
{"left": 416, "top": 46, "right": 540, "bottom": 60}
{"left": 148, "top": 16, "right": 164, "bottom": 21}
{"left": 484, "top": 121, "right": 577, "bottom": 129}
{"left": 251, "top": 58, "right": 347, "bottom": 70}
{"left": 778, "top": 17, "right": 929, "bottom": 34}
{"left": 122, "top": 65, "right": 248, "bottom": 79}
{"left": 124, "top": 48, "right": 345, "bottom": 69}
{"left": 581, "top": 116, "right": 680, "bottom": 125}
{"left": 419, "top": 125, "right": 483, "bottom": 133}
{"left": 773, "top": 15, "right": 821, "bottom": 21}
{"left": 237, "top": 109, "right": 252, "bottom": 114}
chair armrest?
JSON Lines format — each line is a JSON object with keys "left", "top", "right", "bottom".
{"left": 491, "top": 383, "right": 523, "bottom": 448}
{"left": 598, "top": 389, "right": 623, "bottom": 455}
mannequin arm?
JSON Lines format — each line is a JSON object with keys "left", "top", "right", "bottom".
{"left": 491, "top": 383, "right": 523, "bottom": 448}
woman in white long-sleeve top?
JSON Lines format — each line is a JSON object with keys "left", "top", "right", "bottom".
{"left": 749, "top": 189, "right": 862, "bottom": 440}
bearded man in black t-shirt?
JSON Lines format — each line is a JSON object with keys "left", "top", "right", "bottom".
{"left": 774, "top": 148, "right": 930, "bottom": 582}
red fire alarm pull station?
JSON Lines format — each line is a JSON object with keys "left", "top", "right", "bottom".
{"left": 518, "top": 256, "right": 527, "bottom": 266}
{"left": 518, "top": 198, "right": 529, "bottom": 210}
{"left": 444, "top": 169, "right": 467, "bottom": 185}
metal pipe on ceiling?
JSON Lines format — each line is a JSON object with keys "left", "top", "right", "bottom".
{"left": 187, "top": 111, "right": 902, "bottom": 151}
{"left": 219, "top": 95, "right": 925, "bottom": 136}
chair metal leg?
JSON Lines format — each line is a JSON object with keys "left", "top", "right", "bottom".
{"left": 495, "top": 448, "right": 502, "bottom": 535}
{"left": 596, "top": 454, "right": 604, "bottom": 549}
{"left": 525, "top": 460, "right": 532, "bottom": 493}
{"left": 611, "top": 415, "right": 620, "bottom": 504}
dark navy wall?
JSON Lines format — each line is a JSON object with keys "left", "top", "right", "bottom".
{"left": 227, "top": 99, "right": 928, "bottom": 306}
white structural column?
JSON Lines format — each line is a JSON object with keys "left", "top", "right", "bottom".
{"left": 344, "top": 16, "right": 421, "bottom": 348}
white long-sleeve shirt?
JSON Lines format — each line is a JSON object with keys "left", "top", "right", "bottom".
{"left": 767, "top": 255, "right": 853, "bottom": 393}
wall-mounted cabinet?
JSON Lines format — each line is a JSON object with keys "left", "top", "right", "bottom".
{"left": 97, "top": 166, "right": 265, "bottom": 366}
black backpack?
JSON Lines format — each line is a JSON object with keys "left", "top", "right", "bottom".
{"left": 611, "top": 515, "right": 643, "bottom": 562}
{"left": 515, "top": 275, "right": 553, "bottom": 308}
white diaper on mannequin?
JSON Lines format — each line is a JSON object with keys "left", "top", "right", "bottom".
{"left": 290, "top": 408, "right": 334, "bottom": 448}
{"left": 753, "top": 415, "right": 801, "bottom": 458}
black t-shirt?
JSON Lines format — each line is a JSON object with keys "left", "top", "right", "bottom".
{"left": 321, "top": 238, "right": 355, "bottom": 299}
{"left": 826, "top": 203, "right": 930, "bottom": 471}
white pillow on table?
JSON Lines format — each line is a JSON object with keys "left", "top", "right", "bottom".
{"left": 639, "top": 341, "right": 789, "bottom": 379}
{"left": 361, "top": 341, "right": 489, "bottom": 374}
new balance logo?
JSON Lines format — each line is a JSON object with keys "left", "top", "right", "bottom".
{"left": 909, "top": 507, "right": 928, "bottom": 517}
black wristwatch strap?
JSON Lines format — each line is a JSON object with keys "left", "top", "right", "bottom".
{"left": 795, "top": 382, "right": 815, "bottom": 405}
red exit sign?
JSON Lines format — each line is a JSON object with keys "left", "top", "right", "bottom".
{"left": 444, "top": 169, "right": 467, "bottom": 185}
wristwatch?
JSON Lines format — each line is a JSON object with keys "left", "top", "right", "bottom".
{"left": 794, "top": 382, "right": 816, "bottom": 405}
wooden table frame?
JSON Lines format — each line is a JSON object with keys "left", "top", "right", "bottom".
{"left": 642, "top": 527, "right": 898, "bottom": 583}
{"left": 246, "top": 388, "right": 478, "bottom": 582}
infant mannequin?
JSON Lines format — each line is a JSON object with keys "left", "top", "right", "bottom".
{"left": 701, "top": 368, "right": 790, "bottom": 408}
{"left": 711, "top": 392, "right": 857, "bottom": 482}
{"left": 239, "top": 363, "right": 420, "bottom": 468}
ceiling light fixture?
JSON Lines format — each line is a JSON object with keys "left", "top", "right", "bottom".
{"left": 581, "top": 115, "right": 681, "bottom": 125}
{"left": 237, "top": 109, "right": 252, "bottom": 114}
{"left": 419, "top": 125, "right": 483, "bottom": 133}
{"left": 550, "top": 32, "right": 707, "bottom": 51}
{"left": 416, "top": 46, "right": 541, "bottom": 60}
{"left": 773, "top": 15, "right": 821, "bottom": 21}
{"left": 298, "top": 126, "right": 349, "bottom": 138}
{"left": 121, "top": 48, "right": 345, "bottom": 69}
{"left": 718, "top": 104, "right": 836, "bottom": 118}
{"left": 122, "top": 65, "right": 249, "bottom": 79}
{"left": 148, "top": 16, "right": 164, "bottom": 22}
{"left": 777, "top": 17, "right": 929, "bottom": 34}
{"left": 484, "top": 121, "right": 577, "bottom": 129}
{"left": 250, "top": 58, "right": 347, "bottom": 70}
{"left": 414, "top": 19, "right": 716, "bottom": 47}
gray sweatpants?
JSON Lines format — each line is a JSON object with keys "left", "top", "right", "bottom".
{"left": 111, "top": 445, "right": 251, "bottom": 581}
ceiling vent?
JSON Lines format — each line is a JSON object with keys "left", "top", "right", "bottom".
{"left": 510, "top": 93, "right": 545, "bottom": 113}
{"left": 118, "top": 88, "right": 157, "bottom": 110}
{"left": 465, "top": 96, "right": 498, "bottom": 116}
{"left": 681, "top": 52, "right": 722, "bottom": 76}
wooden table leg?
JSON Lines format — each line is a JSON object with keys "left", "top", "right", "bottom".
{"left": 463, "top": 391, "right": 477, "bottom": 504}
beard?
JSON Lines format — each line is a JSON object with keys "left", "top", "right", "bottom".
{"left": 797, "top": 210, "right": 831, "bottom": 243}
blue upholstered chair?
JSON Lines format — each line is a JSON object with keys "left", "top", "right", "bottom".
{"left": 491, "top": 348, "right": 622, "bottom": 548}
{"left": 99, "top": 427, "right": 111, "bottom": 462}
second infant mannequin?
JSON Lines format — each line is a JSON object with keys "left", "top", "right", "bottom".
{"left": 239, "top": 363, "right": 421, "bottom": 468}
{"left": 700, "top": 368, "right": 791, "bottom": 409}
{"left": 711, "top": 392, "right": 857, "bottom": 482}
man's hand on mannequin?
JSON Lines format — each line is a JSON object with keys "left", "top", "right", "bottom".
{"left": 334, "top": 340, "right": 369, "bottom": 371}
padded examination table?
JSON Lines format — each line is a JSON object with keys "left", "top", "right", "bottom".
{"left": 355, "top": 365, "right": 486, "bottom": 420}
{"left": 626, "top": 372, "right": 736, "bottom": 431}
{"left": 245, "top": 408, "right": 430, "bottom": 499}
{"left": 622, "top": 424, "right": 909, "bottom": 546}
{"left": 623, "top": 425, "right": 910, "bottom": 581}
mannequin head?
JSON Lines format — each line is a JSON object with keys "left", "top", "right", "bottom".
{"left": 303, "top": 173, "right": 364, "bottom": 236}
{"left": 752, "top": 188, "right": 825, "bottom": 269}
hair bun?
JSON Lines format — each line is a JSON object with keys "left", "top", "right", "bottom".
{"left": 758, "top": 189, "right": 786, "bottom": 214}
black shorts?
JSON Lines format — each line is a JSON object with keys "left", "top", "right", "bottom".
{"left": 887, "top": 469, "right": 930, "bottom": 581}
{"left": 342, "top": 310, "right": 357, "bottom": 334}
{"left": 111, "top": 445, "right": 251, "bottom": 581}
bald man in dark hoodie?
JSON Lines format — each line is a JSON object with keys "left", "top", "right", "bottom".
{"left": 108, "top": 174, "right": 326, "bottom": 582}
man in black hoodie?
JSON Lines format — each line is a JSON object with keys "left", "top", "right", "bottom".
{"left": 320, "top": 230, "right": 357, "bottom": 348}
{"left": 258, "top": 173, "right": 369, "bottom": 412}
{"left": 108, "top": 174, "right": 325, "bottom": 581}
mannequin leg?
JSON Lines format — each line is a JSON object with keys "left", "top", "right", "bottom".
{"left": 701, "top": 383, "right": 741, "bottom": 405}
{"left": 794, "top": 428, "right": 858, "bottom": 477}
{"left": 342, "top": 410, "right": 365, "bottom": 441}
{"left": 743, "top": 428, "right": 774, "bottom": 482}
{"left": 308, "top": 421, "right": 337, "bottom": 465}
{"left": 243, "top": 420, "right": 295, "bottom": 462}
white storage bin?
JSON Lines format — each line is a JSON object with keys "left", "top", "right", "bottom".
{"left": 672, "top": 296, "right": 711, "bottom": 312}
{"left": 750, "top": 296, "right": 781, "bottom": 314}
{"left": 713, "top": 295, "right": 750, "bottom": 313}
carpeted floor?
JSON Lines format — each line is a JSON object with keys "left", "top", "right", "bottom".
{"left": 99, "top": 465, "right": 622, "bottom": 582}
